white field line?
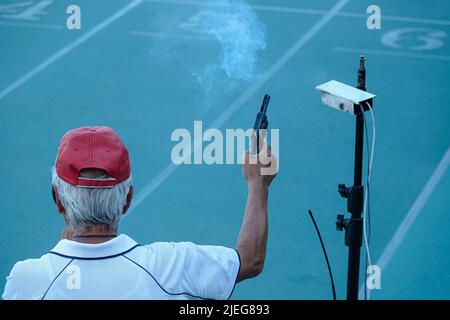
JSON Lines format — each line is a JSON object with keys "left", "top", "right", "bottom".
{"left": 0, "top": 0, "right": 143, "bottom": 100}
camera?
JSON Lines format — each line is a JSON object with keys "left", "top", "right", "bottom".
{"left": 316, "top": 80, "right": 375, "bottom": 115}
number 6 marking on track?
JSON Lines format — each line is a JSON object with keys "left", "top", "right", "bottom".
{"left": 382, "top": 28, "right": 446, "bottom": 51}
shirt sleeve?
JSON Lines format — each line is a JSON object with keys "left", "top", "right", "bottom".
{"left": 2, "top": 260, "right": 45, "bottom": 300}
{"left": 2, "top": 255, "right": 59, "bottom": 300}
{"left": 2, "top": 262, "right": 22, "bottom": 300}
{"left": 144, "top": 242, "right": 241, "bottom": 300}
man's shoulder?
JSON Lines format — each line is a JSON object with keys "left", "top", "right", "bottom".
{"left": 143, "top": 241, "right": 195, "bottom": 251}
{"left": 130, "top": 241, "right": 191, "bottom": 259}
{"left": 9, "top": 255, "right": 51, "bottom": 278}
{"left": 2, "top": 254, "right": 57, "bottom": 300}
{"left": 140, "top": 241, "right": 217, "bottom": 259}
{"left": 135, "top": 241, "right": 238, "bottom": 268}
{"left": 129, "top": 241, "right": 215, "bottom": 267}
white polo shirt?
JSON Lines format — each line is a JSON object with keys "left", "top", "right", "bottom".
{"left": 2, "top": 234, "right": 240, "bottom": 300}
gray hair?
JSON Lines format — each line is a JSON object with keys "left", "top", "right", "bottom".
{"left": 51, "top": 167, "right": 132, "bottom": 230}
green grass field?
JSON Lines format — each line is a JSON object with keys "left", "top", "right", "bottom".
{"left": 1, "top": 0, "right": 449, "bottom": 299}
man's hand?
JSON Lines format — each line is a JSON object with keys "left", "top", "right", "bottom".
{"left": 236, "top": 141, "right": 277, "bottom": 282}
{"left": 242, "top": 142, "right": 277, "bottom": 187}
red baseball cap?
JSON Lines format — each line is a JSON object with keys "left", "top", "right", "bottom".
{"left": 55, "top": 126, "right": 131, "bottom": 188}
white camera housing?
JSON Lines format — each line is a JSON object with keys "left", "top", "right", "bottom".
{"left": 316, "top": 80, "right": 375, "bottom": 115}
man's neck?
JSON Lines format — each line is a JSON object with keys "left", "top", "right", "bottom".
{"left": 70, "top": 225, "right": 118, "bottom": 244}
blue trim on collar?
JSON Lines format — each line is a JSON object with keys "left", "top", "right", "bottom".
{"left": 49, "top": 244, "right": 141, "bottom": 260}
{"left": 49, "top": 234, "right": 140, "bottom": 260}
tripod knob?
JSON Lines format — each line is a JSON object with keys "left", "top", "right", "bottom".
{"left": 338, "top": 184, "right": 350, "bottom": 198}
{"left": 336, "top": 214, "right": 345, "bottom": 231}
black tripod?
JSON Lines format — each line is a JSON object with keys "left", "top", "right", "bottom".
{"left": 335, "top": 56, "right": 372, "bottom": 300}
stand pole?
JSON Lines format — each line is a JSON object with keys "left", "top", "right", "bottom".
{"left": 337, "top": 56, "right": 366, "bottom": 300}
{"left": 346, "top": 111, "right": 364, "bottom": 300}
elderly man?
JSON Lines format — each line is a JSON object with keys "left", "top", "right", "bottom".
{"left": 2, "top": 126, "right": 276, "bottom": 300}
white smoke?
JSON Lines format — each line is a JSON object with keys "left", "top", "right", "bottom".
{"left": 188, "top": 0, "right": 268, "bottom": 109}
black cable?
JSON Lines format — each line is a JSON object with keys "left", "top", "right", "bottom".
{"left": 308, "top": 209, "right": 337, "bottom": 300}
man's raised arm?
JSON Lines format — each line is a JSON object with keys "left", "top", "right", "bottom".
{"left": 236, "top": 145, "right": 277, "bottom": 282}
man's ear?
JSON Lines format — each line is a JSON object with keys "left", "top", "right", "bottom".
{"left": 123, "top": 185, "right": 134, "bottom": 214}
{"left": 52, "top": 187, "right": 65, "bottom": 214}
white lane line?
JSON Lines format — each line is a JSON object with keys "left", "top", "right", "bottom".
{"left": 0, "top": 0, "right": 143, "bottom": 101}
{"left": 334, "top": 47, "right": 450, "bottom": 62}
{"left": 377, "top": 145, "right": 450, "bottom": 270}
{"left": 335, "top": 11, "right": 450, "bottom": 26}
{"left": 359, "top": 145, "right": 450, "bottom": 297}
{"left": 0, "top": 20, "right": 63, "bottom": 29}
{"left": 127, "top": 0, "right": 350, "bottom": 214}
{"left": 143, "top": 0, "right": 450, "bottom": 26}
